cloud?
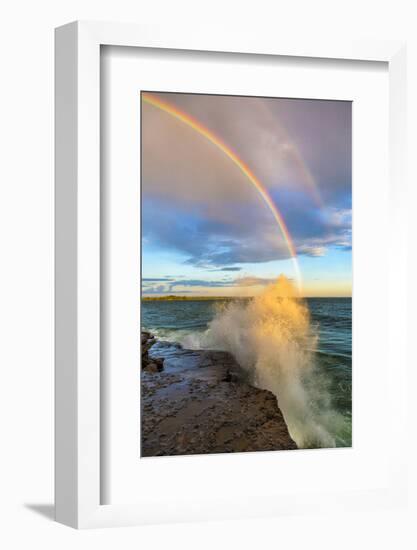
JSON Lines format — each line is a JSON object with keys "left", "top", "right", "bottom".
{"left": 142, "top": 284, "right": 168, "bottom": 294}
{"left": 142, "top": 277, "right": 174, "bottom": 282}
{"left": 143, "top": 197, "right": 351, "bottom": 268}
{"left": 297, "top": 245, "right": 327, "bottom": 257}
{"left": 213, "top": 266, "right": 242, "bottom": 272}
{"left": 293, "top": 209, "right": 352, "bottom": 257}
{"left": 142, "top": 92, "right": 351, "bottom": 209}
{"left": 143, "top": 197, "right": 293, "bottom": 267}
{"left": 234, "top": 276, "right": 276, "bottom": 287}
{"left": 170, "top": 279, "right": 233, "bottom": 289}
{"left": 142, "top": 93, "right": 352, "bottom": 269}
{"left": 142, "top": 277, "right": 234, "bottom": 294}
{"left": 143, "top": 274, "right": 282, "bottom": 294}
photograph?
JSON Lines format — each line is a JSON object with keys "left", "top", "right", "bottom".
{"left": 140, "top": 91, "right": 352, "bottom": 457}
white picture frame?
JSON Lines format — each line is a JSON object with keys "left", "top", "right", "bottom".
{"left": 55, "top": 21, "right": 407, "bottom": 529}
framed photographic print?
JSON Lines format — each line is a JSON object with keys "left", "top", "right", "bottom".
{"left": 55, "top": 21, "right": 407, "bottom": 528}
{"left": 140, "top": 89, "right": 352, "bottom": 456}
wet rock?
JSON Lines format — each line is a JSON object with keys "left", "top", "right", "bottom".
{"left": 143, "top": 358, "right": 164, "bottom": 373}
{"left": 144, "top": 363, "right": 159, "bottom": 373}
{"left": 221, "top": 369, "right": 240, "bottom": 383}
{"left": 141, "top": 331, "right": 164, "bottom": 372}
{"left": 141, "top": 338, "right": 297, "bottom": 456}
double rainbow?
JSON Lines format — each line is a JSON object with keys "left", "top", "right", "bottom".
{"left": 142, "top": 92, "right": 302, "bottom": 293}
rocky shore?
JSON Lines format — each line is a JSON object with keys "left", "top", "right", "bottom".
{"left": 141, "top": 331, "right": 297, "bottom": 456}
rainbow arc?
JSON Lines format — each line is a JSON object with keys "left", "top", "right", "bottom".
{"left": 142, "top": 92, "right": 303, "bottom": 293}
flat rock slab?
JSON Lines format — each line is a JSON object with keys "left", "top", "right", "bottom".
{"left": 141, "top": 339, "right": 297, "bottom": 457}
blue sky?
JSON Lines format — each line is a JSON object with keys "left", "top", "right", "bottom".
{"left": 141, "top": 92, "right": 351, "bottom": 297}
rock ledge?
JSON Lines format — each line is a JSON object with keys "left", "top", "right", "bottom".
{"left": 141, "top": 332, "right": 297, "bottom": 457}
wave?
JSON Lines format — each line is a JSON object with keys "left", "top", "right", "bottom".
{"left": 181, "top": 275, "right": 349, "bottom": 448}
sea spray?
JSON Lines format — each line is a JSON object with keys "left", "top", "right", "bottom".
{"left": 191, "top": 275, "right": 346, "bottom": 448}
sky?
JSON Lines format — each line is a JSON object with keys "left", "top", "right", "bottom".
{"left": 141, "top": 92, "right": 352, "bottom": 297}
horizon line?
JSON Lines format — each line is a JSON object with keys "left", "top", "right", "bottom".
{"left": 141, "top": 294, "right": 352, "bottom": 299}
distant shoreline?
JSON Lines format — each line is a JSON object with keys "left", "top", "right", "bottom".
{"left": 142, "top": 295, "right": 352, "bottom": 301}
{"left": 142, "top": 295, "right": 242, "bottom": 302}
